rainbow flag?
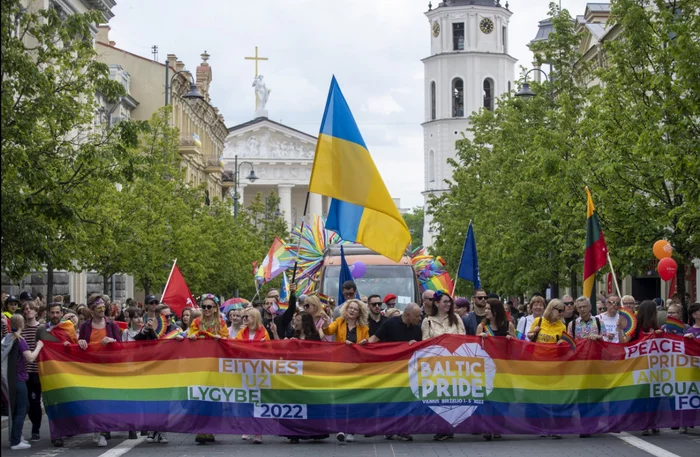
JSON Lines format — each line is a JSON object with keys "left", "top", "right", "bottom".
{"left": 583, "top": 187, "right": 609, "bottom": 298}
{"left": 277, "top": 272, "right": 290, "bottom": 311}
{"left": 665, "top": 316, "right": 686, "bottom": 334}
{"left": 37, "top": 334, "right": 699, "bottom": 438}
{"left": 255, "top": 237, "right": 295, "bottom": 285}
{"left": 559, "top": 331, "right": 576, "bottom": 351}
{"left": 421, "top": 271, "right": 454, "bottom": 293}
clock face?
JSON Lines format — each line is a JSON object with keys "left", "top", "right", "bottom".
{"left": 480, "top": 18, "right": 494, "bottom": 34}
{"left": 432, "top": 21, "right": 440, "bottom": 37}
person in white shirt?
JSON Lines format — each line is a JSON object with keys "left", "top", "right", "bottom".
{"left": 598, "top": 295, "right": 622, "bottom": 343}
{"left": 517, "top": 295, "right": 545, "bottom": 339}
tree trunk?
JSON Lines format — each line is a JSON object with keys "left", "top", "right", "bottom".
{"left": 103, "top": 273, "right": 110, "bottom": 296}
{"left": 46, "top": 261, "right": 54, "bottom": 302}
{"left": 570, "top": 268, "right": 577, "bottom": 298}
{"left": 143, "top": 279, "right": 150, "bottom": 298}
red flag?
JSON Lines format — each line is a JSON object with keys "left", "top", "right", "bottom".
{"left": 162, "top": 261, "right": 198, "bottom": 317}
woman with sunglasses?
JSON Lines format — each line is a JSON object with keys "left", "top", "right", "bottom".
{"left": 321, "top": 298, "right": 369, "bottom": 443}
{"left": 188, "top": 294, "right": 228, "bottom": 340}
{"left": 188, "top": 294, "right": 228, "bottom": 445}
{"left": 528, "top": 299, "right": 566, "bottom": 345}
{"left": 301, "top": 295, "right": 333, "bottom": 341}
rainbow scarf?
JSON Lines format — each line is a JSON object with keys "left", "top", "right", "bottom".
{"left": 48, "top": 320, "right": 77, "bottom": 344}
{"left": 37, "top": 334, "right": 699, "bottom": 438}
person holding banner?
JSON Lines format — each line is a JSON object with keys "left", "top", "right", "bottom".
{"left": 567, "top": 297, "right": 603, "bottom": 341}
{"left": 421, "top": 290, "right": 464, "bottom": 442}
{"left": 121, "top": 308, "right": 143, "bottom": 342}
{"left": 528, "top": 299, "right": 566, "bottom": 344}
{"left": 227, "top": 308, "right": 244, "bottom": 338}
{"left": 321, "top": 298, "right": 369, "bottom": 443}
{"left": 188, "top": 294, "right": 228, "bottom": 341}
{"left": 517, "top": 295, "right": 545, "bottom": 340}
{"left": 302, "top": 295, "right": 333, "bottom": 341}
{"left": 188, "top": 295, "right": 227, "bottom": 445}
{"left": 476, "top": 299, "right": 515, "bottom": 339}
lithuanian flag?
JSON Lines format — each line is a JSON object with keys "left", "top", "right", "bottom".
{"left": 583, "top": 187, "right": 608, "bottom": 298}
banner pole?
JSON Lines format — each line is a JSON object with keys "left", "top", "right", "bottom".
{"left": 291, "top": 192, "right": 310, "bottom": 283}
{"left": 606, "top": 253, "right": 622, "bottom": 297}
{"left": 160, "top": 258, "right": 177, "bottom": 298}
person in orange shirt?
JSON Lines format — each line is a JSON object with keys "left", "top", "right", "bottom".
{"left": 187, "top": 294, "right": 227, "bottom": 445}
{"left": 77, "top": 294, "right": 121, "bottom": 447}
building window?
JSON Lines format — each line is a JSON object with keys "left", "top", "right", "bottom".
{"left": 430, "top": 81, "right": 436, "bottom": 120}
{"left": 429, "top": 150, "right": 435, "bottom": 182}
{"left": 483, "top": 78, "right": 494, "bottom": 111}
{"left": 503, "top": 27, "right": 507, "bottom": 53}
{"left": 452, "top": 78, "right": 464, "bottom": 117}
{"left": 508, "top": 81, "right": 511, "bottom": 93}
{"left": 452, "top": 23, "right": 465, "bottom": 50}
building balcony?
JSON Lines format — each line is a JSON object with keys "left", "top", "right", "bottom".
{"left": 179, "top": 133, "right": 201, "bottom": 156}
{"left": 204, "top": 156, "right": 224, "bottom": 174}
{"left": 221, "top": 170, "right": 235, "bottom": 188}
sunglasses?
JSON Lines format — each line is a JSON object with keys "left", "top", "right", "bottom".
{"left": 554, "top": 307, "right": 564, "bottom": 312}
{"left": 148, "top": 301, "right": 158, "bottom": 305}
{"left": 369, "top": 302, "right": 382, "bottom": 307}
{"left": 201, "top": 305, "right": 215, "bottom": 310}
{"left": 564, "top": 301, "right": 574, "bottom": 306}
{"left": 242, "top": 315, "right": 249, "bottom": 320}
{"left": 475, "top": 296, "right": 487, "bottom": 300}
{"left": 303, "top": 304, "right": 311, "bottom": 309}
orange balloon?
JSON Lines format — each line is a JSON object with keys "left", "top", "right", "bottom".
{"left": 653, "top": 240, "right": 672, "bottom": 260}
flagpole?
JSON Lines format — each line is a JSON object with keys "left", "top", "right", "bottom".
{"left": 452, "top": 220, "right": 472, "bottom": 296}
{"left": 606, "top": 253, "right": 622, "bottom": 298}
{"left": 291, "top": 192, "right": 310, "bottom": 283}
{"left": 160, "top": 258, "right": 177, "bottom": 297}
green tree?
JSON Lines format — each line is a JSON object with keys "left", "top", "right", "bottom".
{"left": 580, "top": 0, "right": 700, "bottom": 300}
{"left": 402, "top": 206, "right": 424, "bottom": 248}
{"left": 430, "top": 4, "right": 589, "bottom": 297}
{"left": 1, "top": 0, "right": 132, "bottom": 286}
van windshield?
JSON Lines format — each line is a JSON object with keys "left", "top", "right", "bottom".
{"left": 322, "top": 265, "right": 417, "bottom": 310}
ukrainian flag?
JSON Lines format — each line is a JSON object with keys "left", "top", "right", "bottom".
{"left": 309, "top": 76, "right": 411, "bottom": 262}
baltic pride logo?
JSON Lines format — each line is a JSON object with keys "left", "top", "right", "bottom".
{"left": 408, "top": 343, "right": 495, "bottom": 426}
{"left": 626, "top": 339, "right": 699, "bottom": 411}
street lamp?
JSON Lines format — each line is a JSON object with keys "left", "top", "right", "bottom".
{"left": 516, "top": 68, "right": 551, "bottom": 100}
{"left": 164, "top": 63, "right": 204, "bottom": 106}
{"left": 233, "top": 154, "right": 258, "bottom": 218}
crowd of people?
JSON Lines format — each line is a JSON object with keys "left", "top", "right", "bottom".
{"left": 1, "top": 284, "right": 698, "bottom": 450}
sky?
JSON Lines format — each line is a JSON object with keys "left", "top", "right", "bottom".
{"left": 106, "top": 0, "right": 593, "bottom": 209}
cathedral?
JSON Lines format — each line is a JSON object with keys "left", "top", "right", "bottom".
{"left": 421, "top": 0, "right": 516, "bottom": 246}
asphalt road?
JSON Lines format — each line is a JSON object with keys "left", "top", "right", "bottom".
{"left": 2, "top": 416, "right": 699, "bottom": 457}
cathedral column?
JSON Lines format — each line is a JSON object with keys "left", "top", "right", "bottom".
{"left": 278, "top": 184, "right": 294, "bottom": 232}
{"left": 309, "top": 192, "right": 323, "bottom": 219}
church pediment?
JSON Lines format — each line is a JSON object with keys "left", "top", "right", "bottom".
{"left": 224, "top": 118, "right": 317, "bottom": 161}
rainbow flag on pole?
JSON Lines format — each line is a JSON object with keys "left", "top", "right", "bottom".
{"left": 583, "top": 187, "right": 608, "bottom": 298}
{"left": 255, "top": 237, "right": 295, "bottom": 285}
{"left": 421, "top": 271, "right": 454, "bottom": 293}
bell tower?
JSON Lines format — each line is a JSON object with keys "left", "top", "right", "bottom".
{"left": 421, "top": 0, "right": 516, "bottom": 247}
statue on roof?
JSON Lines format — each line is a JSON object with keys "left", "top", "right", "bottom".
{"left": 253, "top": 75, "right": 271, "bottom": 110}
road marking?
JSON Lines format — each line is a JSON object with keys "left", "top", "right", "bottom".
{"left": 614, "top": 432, "right": 682, "bottom": 457}
{"left": 95, "top": 437, "right": 145, "bottom": 457}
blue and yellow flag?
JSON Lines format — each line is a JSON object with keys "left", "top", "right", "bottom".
{"left": 309, "top": 76, "right": 411, "bottom": 262}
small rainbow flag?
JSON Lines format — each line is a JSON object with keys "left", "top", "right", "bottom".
{"left": 665, "top": 316, "right": 686, "bottom": 334}
{"left": 559, "top": 331, "right": 576, "bottom": 351}
{"left": 422, "top": 271, "right": 454, "bottom": 293}
{"left": 278, "top": 272, "right": 290, "bottom": 311}
{"left": 318, "top": 294, "right": 330, "bottom": 306}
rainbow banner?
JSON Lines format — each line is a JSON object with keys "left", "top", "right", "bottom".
{"left": 38, "top": 335, "right": 699, "bottom": 439}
